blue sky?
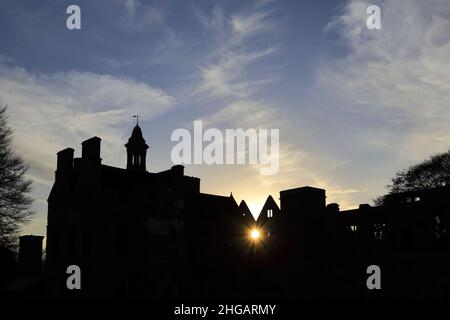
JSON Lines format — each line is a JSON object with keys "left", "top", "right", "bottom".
{"left": 1, "top": 0, "right": 450, "bottom": 237}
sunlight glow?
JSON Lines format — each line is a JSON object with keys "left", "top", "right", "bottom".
{"left": 250, "top": 229, "right": 260, "bottom": 240}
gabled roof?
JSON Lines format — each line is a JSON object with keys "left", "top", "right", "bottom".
{"left": 239, "top": 200, "right": 256, "bottom": 226}
{"left": 239, "top": 200, "right": 251, "bottom": 215}
{"left": 257, "top": 195, "right": 281, "bottom": 225}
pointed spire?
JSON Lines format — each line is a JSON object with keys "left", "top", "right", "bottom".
{"left": 125, "top": 120, "right": 149, "bottom": 172}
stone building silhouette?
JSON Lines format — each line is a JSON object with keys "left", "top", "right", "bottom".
{"left": 42, "top": 124, "right": 450, "bottom": 299}
{"left": 45, "top": 124, "right": 248, "bottom": 298}
{"left": 253, "top": 186, "right": 450, "bottom": 299}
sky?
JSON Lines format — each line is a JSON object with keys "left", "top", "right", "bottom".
{"left": 1, "top": 0, "right": 450, "bottom": 238}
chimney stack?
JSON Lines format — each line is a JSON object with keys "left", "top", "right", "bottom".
{"left": 56, "top": 148, "right": 74, "bottom": 182}
{"left": 81, "top": 136, "right": 102, "bottom": 165}
{"left": 171, "top": 165, "right": 184, "bottom": 176}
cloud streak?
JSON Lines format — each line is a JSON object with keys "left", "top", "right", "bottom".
{"left": 319, "top": 0, "right": 450, "bottom": 162}
{"left": 0, "top": 61, "right": 176, "bottom": 234}
{"left": 189, "top": 2, "right": 364, "bottom": 214}
{"left": 193, "top": 4, "right": 281, "bottom": 98}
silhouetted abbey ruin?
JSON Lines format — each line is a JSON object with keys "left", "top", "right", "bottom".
{"left": 4, "top": 125, "right": 450, "bottom": 299}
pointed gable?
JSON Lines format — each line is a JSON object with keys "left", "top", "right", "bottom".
{"left": 257, "top": 195, "right": 281, "bottom": 227}
{"left": 239, "top": 200, "right": 256, "bottom": 226}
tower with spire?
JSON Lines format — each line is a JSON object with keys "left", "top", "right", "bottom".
{"left": 125, "top": 116, "right": 149, "bottom": 172}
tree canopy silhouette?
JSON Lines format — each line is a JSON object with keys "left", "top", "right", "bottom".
{"left": 375, "top": 150, "right": 450, "bottom": 205}
{"left": 0, "top": 105, "right": 33, "bottom": 249}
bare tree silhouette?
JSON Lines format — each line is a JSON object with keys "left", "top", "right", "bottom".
{"left": 0, "top": 105, "right": 33, "bottom": 249}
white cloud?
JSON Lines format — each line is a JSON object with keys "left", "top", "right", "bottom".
{"left": 230, "top": 10, "right": 274, "bottom": 41}
{"left": 198, "top": 48, "right": 279, "bottom": 98}
{"left": 193, "top": 4, "right": 280, "bottom": 98}
{"left": 188, "top": 2, "right": 367, "bottom": 213}
{"left": 0, "top": 62, "right": 176, "bottom": 235}
{"left": 319, "top": 0, "right": 450, "bottom": 163}
{"left": 194, "top": 6, "right": 226, "bottom": 34}
{"left": 120, "top": 0, "right": 166, "bottom": 30}
{"left": 0, "top": 65, "right": 175, "bottom": 149}
{"left": 203, "top": 99, "right": 281, "bottom": 128}
{"left": 200, "top": 98, "right": 362, "bottom": 213}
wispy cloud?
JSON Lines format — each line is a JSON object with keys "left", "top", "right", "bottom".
{"left": 193, "top": 3, "right": 281, "bottom": 98}
{"left": 120, "top": 0, "right": 166, "bottom": 30}
{"left": 0, "top": 61, "right": 176, "bottom": 234}
{"left": 230, "top": 9, "right": 276, "bottom": 42}
{"left": 203, "top": 99, "right": 281, "bottom": 128}
{"left": 198, "top": 48, "right": 279, "bottom": 98}
{"left": 319, "top": 0, "right": 450, "bottom": 163}
{"left": 200, "top": 98, "right": 362, "bottom": 213}
{"left": 187, "top": 2, "right": 366, "bottom": 214}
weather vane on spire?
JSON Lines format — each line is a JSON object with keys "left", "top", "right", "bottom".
{"left": 133, "top": 115, "right": 139, "bottom": 126}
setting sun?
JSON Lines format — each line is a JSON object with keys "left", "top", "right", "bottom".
{"left": 250, "top": 229, "right": 260, "bottom": 240}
